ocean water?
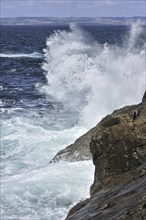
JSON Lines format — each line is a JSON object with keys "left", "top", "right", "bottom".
{"left": 0, "top": 22, "right": 145, "bottom": 220}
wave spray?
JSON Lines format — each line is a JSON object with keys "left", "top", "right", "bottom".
{"left": 41, "top": 22, "right": 145, "bottom": 128}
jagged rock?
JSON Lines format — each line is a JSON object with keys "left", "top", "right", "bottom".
{"left": 142, "top": 91, "right": 146, "bottom": 103}
{"left": 66, "top": 91, "right": 146, "bottom": 220}
{"left": 49, "top": 127, "right": 96, "bottom": 163}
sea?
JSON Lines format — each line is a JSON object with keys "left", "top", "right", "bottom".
{"left": 0, "top": 22, "right": 145, "bottom": 220}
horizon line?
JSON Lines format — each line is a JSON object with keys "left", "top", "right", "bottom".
{"left": 1, "top": 16, "right": 146, "bottom": 18}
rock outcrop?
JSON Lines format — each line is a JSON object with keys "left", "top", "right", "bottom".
{"left": 66, "top": 91, "right": 146, "bottom": 220}
{"left": 142, "top": 91, "right": 146, "bottom": 103}
{"left": 50, "top": 127, "right": 96, "bottom": 163}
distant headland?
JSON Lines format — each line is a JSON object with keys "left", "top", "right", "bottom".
{"left": 1, "top": 16, "right": 145, "bottom": 26}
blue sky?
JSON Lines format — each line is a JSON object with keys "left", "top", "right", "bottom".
{"left": 1, "top": 0, "right": 145, "bottom": 18}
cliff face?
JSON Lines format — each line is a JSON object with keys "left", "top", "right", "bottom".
{"left": 66, "top": 91, "right": 146, "bottom": 220}
{"left": 90, "top": 98, "right": 146, "bottom": 195}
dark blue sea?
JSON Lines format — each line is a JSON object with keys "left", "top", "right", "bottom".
{"left": 0, "top": 23, "right": 145, "bottom": 220}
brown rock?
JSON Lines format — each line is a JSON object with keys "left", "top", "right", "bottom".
{"left": 66, "top": 91, "right": 146, "bottom": 220}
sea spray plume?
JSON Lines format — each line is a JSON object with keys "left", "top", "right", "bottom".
{"left": 41, "top": 24, "right": 98, "bottom": 105}
{"left": 80, "top": 22, "right": 145, "bottom": 127}
{"left": 127, "top": 21, "right": 143, "bottom": 51}
{"left": 41, "top": 23, "right": 145, "bottom": 129}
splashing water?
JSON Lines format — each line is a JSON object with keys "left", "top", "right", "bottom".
{"left": 128, "top": 20, "right": 143, "bottom": 50}
{"left": 41, "top": 22, "right": 145, "bottom": 128}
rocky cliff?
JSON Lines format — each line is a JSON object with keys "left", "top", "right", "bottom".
{"left": 66, "top": 91, "right": 146, "bottom": 220}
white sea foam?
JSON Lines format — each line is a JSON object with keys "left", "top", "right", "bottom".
{"left": 1, "top": 160, "right": 93, "bottom": 220}
{"left": 1, "top": 111, "right": 91, "bottom": 220}
{"left": 41, "top": 22, "right": 145, "bottom": 128}
{"left": 0, "top": 52, "right": 42, "bottom": 58}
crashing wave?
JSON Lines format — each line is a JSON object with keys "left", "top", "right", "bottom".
{"left": 40, "top": 22, "right": 145, "bottom": 128}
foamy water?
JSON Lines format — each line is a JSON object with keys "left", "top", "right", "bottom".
{"left": 1, "top": 107, "right": 93, "bottom": 220}
{"left": 1, "top": 22, "right": 145, "bottom": 220}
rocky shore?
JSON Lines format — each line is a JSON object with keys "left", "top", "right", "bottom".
{"left": 49, "top": 127, "right": 95, "bottom": 163}
{"left": 51, "top": 91, "right": 146, "bottom": 220}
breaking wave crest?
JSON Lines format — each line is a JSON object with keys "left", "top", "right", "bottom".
{"left": 41, "top": 22, "right": 145, "bottom": 128}
{"left": 0, "top": 52, "right": 42, "bottom": 58}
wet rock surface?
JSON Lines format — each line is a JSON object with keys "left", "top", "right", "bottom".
{"left": 66, "top": 91, "right": 146, "bottom": 220}
{"left": 50, "top": 127, "right": 96, "bottom": 162}
{"left": 66, "top": 163, "right": 146, "bottom": 220}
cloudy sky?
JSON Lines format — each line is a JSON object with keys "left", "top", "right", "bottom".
{"left": 1, "top": 0, "right": 145, "bottom": 18}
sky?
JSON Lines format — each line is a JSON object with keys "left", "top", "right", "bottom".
{"left": 0, "top": 0, "right": 145, "bottom": 18}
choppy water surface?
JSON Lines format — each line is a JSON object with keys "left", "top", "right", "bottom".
{"left": 0, "top": 22, "right": 145, "bottom": 219}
